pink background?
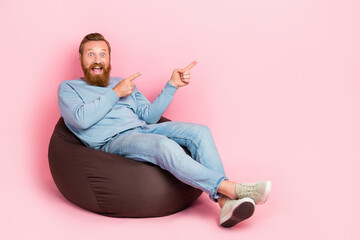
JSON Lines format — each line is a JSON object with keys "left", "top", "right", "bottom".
{"left": 1, "top": 0, "right": 360, "bottom": 239}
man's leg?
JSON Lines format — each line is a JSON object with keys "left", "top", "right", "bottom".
{"left": 101, "top": 129, "right": 227, "bottom": 201}
{"left": 146, "top": 122, "right": 271, "bottom": 205}
{"left": 146, "top": 121, "right": 226, "bottom": 177}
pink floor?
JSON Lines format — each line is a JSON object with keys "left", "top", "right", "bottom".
{"left": 2, "top": 0, "right": 360, "bottom": 239}
{"left": 4, "top": 146, "right": 359, "bottom": 239}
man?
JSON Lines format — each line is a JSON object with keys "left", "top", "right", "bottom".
{"left": 58, "top": 33, "right": 271, "bottom": 227}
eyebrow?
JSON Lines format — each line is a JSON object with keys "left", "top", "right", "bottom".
{"left": 87, "top": 48, "right": 108, "bottom": 52}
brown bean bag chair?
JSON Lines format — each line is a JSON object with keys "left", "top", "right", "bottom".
{"left": 48, "top": 117, "right": 202, "bottom": 217}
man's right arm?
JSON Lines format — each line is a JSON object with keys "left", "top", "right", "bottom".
{"left": 58, "top": 82, "right": 119, "bottom": 130}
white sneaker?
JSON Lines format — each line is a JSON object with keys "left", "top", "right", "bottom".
{"left": 220, "top": 197, "right": 255, "bottom": 228}
{"left": 235, "top": 180, "right": 272, "bottom": 204}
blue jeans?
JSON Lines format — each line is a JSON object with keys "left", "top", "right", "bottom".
{"left": 101, "top": 121, "right": 227, "bottom": 201}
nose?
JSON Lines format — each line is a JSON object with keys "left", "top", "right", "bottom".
{"left": 94, "top": 54, "right": 101, "bottom": 64}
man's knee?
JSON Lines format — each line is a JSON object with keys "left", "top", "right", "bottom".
{"left": 192, "top": 124, "right": 211, "bottom": 137}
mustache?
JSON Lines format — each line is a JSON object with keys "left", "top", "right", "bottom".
{"left": 89, "top": 63, "right": 105, "bottom": 69}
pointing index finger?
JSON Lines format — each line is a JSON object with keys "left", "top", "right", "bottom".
{"left": 127, "top": 72, "right": 142, "bottom": 81}
{"left": 183, "top": 61, "right": 198, "bottom": 71}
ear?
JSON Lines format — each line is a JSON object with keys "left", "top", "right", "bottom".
{"left": 79, "top": 53, "right": 82, "bottom": 62}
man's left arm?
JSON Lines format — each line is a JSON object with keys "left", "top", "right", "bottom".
{"left": 135, "top": 81, "right": 178, "bottom": 124}
{"left": 135, "top": 61, "right": 197, "bottom": 123}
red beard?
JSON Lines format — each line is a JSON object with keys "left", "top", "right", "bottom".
{"left": 81, "top": 62, "right": 111, "bottom": 87}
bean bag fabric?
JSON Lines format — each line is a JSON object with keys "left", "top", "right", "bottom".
{"left": 48, "top": 117, "right": 202, "bottom": 218}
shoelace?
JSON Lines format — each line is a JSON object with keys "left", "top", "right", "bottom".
{"left": 237, "top": 184, "right": 257, "bottom": 197}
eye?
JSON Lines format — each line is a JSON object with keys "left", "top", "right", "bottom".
{"left": 89, "top": 53, "right": 94, "bottom": 57}
{"left": 101, "top": 53, "right": 106, "bottom": 57}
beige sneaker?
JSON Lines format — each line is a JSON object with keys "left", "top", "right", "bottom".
{"left": 220, "top": 197, "right": 255, "bottom": 228}
{"left": 235, "top": 181, "right": 272, "bottom": 204}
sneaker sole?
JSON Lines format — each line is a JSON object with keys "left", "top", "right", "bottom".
{"left": 220, "top": 198, "right": 255, "bottom": 228}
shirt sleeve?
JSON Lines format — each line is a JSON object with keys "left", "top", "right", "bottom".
{"left": 135, "top": 80, "right": 178, "bottom": 124}
{"left": 58, "top": 82, "right": 119, "bottom": 130}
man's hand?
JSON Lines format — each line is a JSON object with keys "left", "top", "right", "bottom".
{"left": 169, "top": 61, "right": 197, "bottom": 88}
{"left": 113, "top": 72, "right": 142, "bottom": 98}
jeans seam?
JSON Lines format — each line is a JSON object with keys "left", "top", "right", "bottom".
{"left": 166, "top": 135, "right": 202, "bottom": 165}
{"left": 106, "top": 132, "right": 121, "bottom": 151}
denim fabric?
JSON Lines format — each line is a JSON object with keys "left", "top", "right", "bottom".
{"left": 101, "top": 121, "right": 227, "bottom": 201}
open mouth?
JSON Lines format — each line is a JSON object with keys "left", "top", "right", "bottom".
{"left": 91, "top": 66, "right": 103, "bottom": 75}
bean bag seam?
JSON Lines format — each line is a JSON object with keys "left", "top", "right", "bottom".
{"left": 78, "top": 157, "right": 107, "bottom": 213}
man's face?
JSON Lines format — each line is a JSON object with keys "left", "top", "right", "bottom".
{"left": 80, "top": 41, "right": 111, "bottom": 87}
